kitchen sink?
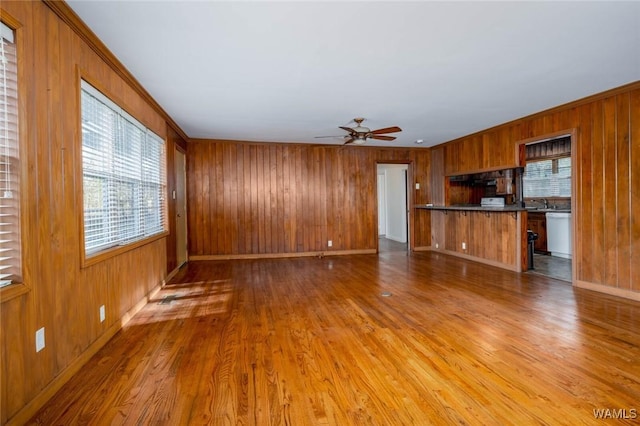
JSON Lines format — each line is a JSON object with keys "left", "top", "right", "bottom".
{"left": 525, "top": 207, "right": 571, "bottom": 213}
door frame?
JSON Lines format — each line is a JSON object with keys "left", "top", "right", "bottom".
{"left": 377, "top": 170, "right": 387, "bottom": 237}
{"left": 516, "top": 128, "right": 576, "bottom": 281}
{"left": 174, "top": 147, "right": 188, "bottom": 267}
{"left": 375, "top": 160, "right": 414, "bottom": 252}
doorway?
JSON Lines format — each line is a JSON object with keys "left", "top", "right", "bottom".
{"left": 520, "top": 133, "right": 573, "bottom": 282}
{"left": 175, "top": 148, "right": 188, "bottom": 267}
{"left": 377, "top": 163, "right": 409, "bottom": 253}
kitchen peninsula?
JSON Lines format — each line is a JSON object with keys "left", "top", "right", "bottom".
{"left": 416, "top": 204, "right": 528, "bottom": 272}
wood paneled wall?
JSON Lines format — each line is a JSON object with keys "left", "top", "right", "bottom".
{"left": 0, "top": 2, "right": 183, "bottom": 424}
{"left": 573, "top": 88, "right": 639, "bottom": 295}
{"left": 433, "top": 82, "right": 640, "bottom": 298}
{"left": 187, "top": 140, "right": 432, "bottom": 256}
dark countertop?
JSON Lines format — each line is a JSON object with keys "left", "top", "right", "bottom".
{"left": 414, "top": 204, "right": 527, "bottom": 212}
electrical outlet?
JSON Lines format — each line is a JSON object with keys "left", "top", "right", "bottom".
{"left": 435, "top": 243, "right": 439, "bottom": 249}
{"left": 462, "top": 242, "right": 467, "bottom": 250}
{"left": 35, "top": 327, "right": 45, "bottom": 352}
{"left": 99, "top": 305, "right": 106, "bottom": 323}
{"left": 328, "top": 240, "right": 332, "bottom": 247}
{"left": 415, "top": 183, "right": 420, "bottom": 190}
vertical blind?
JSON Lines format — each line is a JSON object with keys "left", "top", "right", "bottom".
{"left": 0, "top": 21, "right": 20, "bottom": 288}
{"left": 81, "top": 81, "right": 166, "bottom": 256}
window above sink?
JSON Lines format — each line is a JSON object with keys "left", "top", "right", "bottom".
{"left": 523, "top": 157, "right": 571, "bottom": 198}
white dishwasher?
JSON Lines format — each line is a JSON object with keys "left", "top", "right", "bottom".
{"left": 546, "top": 212, "right": 572, "bottom": 259}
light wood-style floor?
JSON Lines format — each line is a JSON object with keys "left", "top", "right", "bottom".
{"left": 29, "top": 252, "right": 640, "bottom": 425}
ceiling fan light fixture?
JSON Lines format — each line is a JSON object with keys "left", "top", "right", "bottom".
{"left": 353, "top": 136, "right": 367, "bottom": 145}
{"left": 325, "top": 117, "right": 401, "bottom": 146}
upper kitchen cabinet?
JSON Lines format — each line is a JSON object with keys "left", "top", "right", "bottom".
{"left": 445, "top": 137, "right": 482, "bottom": 175}
{"left": 445, "top": 129, "right": 518, "bottom": 175}
{"left": 482, "top": 128, "right": 519, "bottom": 170}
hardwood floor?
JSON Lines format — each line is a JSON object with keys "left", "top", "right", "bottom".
{"left": 29, "top": 252, "right": 640, "bottom": 425}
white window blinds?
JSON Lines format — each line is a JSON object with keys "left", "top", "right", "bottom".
{"left": 0, "top": 21, "right": 21, "bottom": 288}
{"left": 81, "top": 81, "right": 166, "bottom": 256}
{"left": 523, "top": 157, "right": 571, "bottom": 198}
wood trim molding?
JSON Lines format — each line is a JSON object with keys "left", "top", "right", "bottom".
{"left": 42, "top": 0, "right": 189, "bottom": 142}
{"left": 81, "top": 232, "right": 169, "bottom": 268}
{"left": 574, "top": 280, "right": 640, "bottom": 303}
{"left": 164, "top": 265, "right": 182, "bottom": 285}
{"left": 188, "top": 137, "right": 432, "bottom": 151}
{"left": 190, "top": 249, "right": 377, "bottom": 261}
{"left": 0, "top": 282, "right": 30, "bottom": 303}
{"left": 433, "top": 249, "right": 521, "bottom": 273}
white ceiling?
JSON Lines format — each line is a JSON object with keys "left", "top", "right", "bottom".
{"left": 67, "top": 1, "right": 640, "bottom": 148}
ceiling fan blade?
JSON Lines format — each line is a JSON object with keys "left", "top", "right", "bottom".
{"left": 370, "top": 135, "right": 396, "bottom": 141}
{"left": 343, "top": 137, "right": 355, "bottom": 145}
{"left": 339, "top": 126, "right": 357, "bottom": 134}
{"left": 370, "top": 126, "right": 402, "bottom": 135}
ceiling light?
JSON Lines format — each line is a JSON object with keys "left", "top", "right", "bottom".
{"left": 353, "top": 136, "right": 367, "bottom": 145}
{"left": 415, "top": 139, "right": 424, "bottom": 144}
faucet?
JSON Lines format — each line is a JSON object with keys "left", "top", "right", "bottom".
{"left": 542, "top": 198, "right": 548, "bottom": 209}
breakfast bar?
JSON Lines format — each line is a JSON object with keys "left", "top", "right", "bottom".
{"left": 416, "top": 204, "right": 528, "bottom": 272}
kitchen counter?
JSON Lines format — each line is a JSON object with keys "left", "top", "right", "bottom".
{"left": 415, "top": 204, "right": 527, "bottom": 212}
{"left": 425, "top": 205, "right": 528, "bottom": 272}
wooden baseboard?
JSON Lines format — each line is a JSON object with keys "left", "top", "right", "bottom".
{"left": 434, "top": 249, "right": 520, "bottom": 272}
{"left": 574, "top": 279, "right": 640, "bottom": 302}
{"left": 189, "top": 249, "right": 377, "bottom": 261}
{"left": 412, "top": 246, "right": 432, "bottom": 252}
{"left": 163, "top": 265, "right": 182, "bottom": 285}
{"left": 7, "top": 282, "right": 163, "bottom": 426}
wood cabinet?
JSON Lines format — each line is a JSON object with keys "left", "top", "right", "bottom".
{"left": 444, "top": 131, "right": 518, "bottom": 176}
{"left": 495, "top": 177, "right": 513, "bottom": 195}
{"left": 527, "top": 212, "right": 548, "bottom": 254}
{"left": 445, "top": 139, "right": 483, "bottom": 175}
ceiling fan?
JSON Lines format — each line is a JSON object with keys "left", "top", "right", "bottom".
{"left": 315, "top": 118, "right": 402, "bottom": 145}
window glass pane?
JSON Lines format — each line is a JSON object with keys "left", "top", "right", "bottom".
{"left": 81, "top": 81, "right": 166, "bottom": 256}
{"left": 523, "top": 157, "right": 571, "bottom": 198}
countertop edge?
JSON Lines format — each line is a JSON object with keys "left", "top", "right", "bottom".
{"left": 414, "top": 205, "right": 527, "bottom": 212}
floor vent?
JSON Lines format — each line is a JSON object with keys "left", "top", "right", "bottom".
{"left": 159, "top": 295, "right": 178, "bottom": 305}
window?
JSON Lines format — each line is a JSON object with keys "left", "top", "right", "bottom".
{"left": 523, "top": 157, "right": 571, "bottom": 198}
{"left": 0, "top": 21, "right": 21, "bottom": 288}
{"left": 81, "top": 81, "right": 166, "bottom": 257}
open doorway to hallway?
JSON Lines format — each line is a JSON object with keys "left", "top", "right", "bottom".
{"left": 377, "top": 163, "right": 409, "bottom": 253}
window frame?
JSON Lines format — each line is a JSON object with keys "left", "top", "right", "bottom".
{"left": 0, "top": 10, "right": 28, "bottom": 302}
{"left": 79, "top": 76, "right": 168, "bottom": 268}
